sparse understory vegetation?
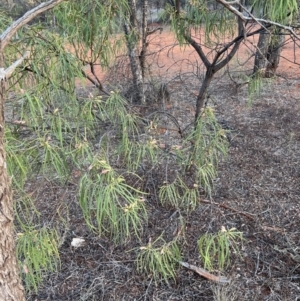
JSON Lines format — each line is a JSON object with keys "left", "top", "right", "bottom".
{"left": 0, "top": 0, "right": 300, "bottom": 300}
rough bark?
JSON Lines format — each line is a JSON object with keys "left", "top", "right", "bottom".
{"left": 195, "top": 69, "right": 214, "bottom": 120}
{"left": 0, "top": 50, "right": 26, "bottom": 301}
{"left": 265, "top": 29, "right": 285, "bottom": 77}
{"left": 253, "top": 27, "right": 271, "bottom": 74}
{"left": 124, "top": 0, "right": 145, "bottom": 104}
{"left": 140, "top": 0, "right": 148, "bottom": 79}
{"left": 0, "top": 1, "right": 66, "bottom": 300}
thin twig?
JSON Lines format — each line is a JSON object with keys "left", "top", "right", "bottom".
{"left": 81, "top": 69, "right": 109, "bottom": 96}
{"left": 0, "top": 51, "right": 30, "bottom": 80}
{"left": 199, "top": 199, "right": 255, "bottom": 220}
{"left": 179, "top": 261, "right": 230, "bottom": 283}
{"left": 216, "top": 0, "right": 300, "bottom": 39}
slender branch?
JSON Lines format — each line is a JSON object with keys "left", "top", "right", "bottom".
{"left": 216, "top": 0, "right": 300, "bottom": 39}
{"left": 214, "top": 4, "right": 244, "bottom": 71}
{"left": 183, "top": 34, "right": 211, "bottom": 68}
{"left": 23, "top": 66, "right": 73, "bottom": 94}
{"left": 199, "top": 199, "right": 255, "bottom": 220}
{"left": 0, "top": 51, "right": 30, "bottom": 80}
{"left": 179, "top": 261, "right": 230, "bottom": 283}
{"left": 247, "top": 18, "right": 299, "bottom": 39}
{"left": 89, "top": 63, "right": 109, "bottom": 95}
{"left": 215, "top": 40, "right": 242, "bottom": 71}
{"left": 81, "top": 69, "right": 109, "bottom": 96}
{"left": 240, "top": 3, "right": 269, "bottom": 32}
{"left": 24, "top": 29, "right": 109, "bottom": 95}
{"left": 147, "top": 27, "right": 163, "bottom": 36}
{"left": 211, "top": 23, "right": 273, "bottom": 69}
{"left": 0, "top": 0, "right": 66, "bottom": 50}
{"left": 216, "top": 0, "right": 244, "bottom": 20}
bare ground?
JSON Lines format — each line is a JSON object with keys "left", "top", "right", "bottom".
{"left": 26, "top": 28, "right": 300, "bottom": 301}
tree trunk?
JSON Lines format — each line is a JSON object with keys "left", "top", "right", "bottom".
{"left": 0, "top": 2, "right": 66, "bottom": 299}
{"left": 265, "top": 29, "right": 285, "bottom": 78}
{"left": 195, "top": 68, "right": 214, "bottom": 121}
{"left": 140, "top": 0, "right": 148, "bottom": 79}
{"left": 253, "top": 28, "right": 271, "bottom": 74}
{"left": 0, "top": 52, "right": 26, "bottom": 301}
{"left": 124, "top": 0, "right": 145, "bottom": 103}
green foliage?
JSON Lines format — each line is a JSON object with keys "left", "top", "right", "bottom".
{"left": 253, "top": 0, "right": 298, "bottom": 22}
{"left": 158, "top": 107, "right": 228, "bottom": 207}
{"left": 14, "top": 192, "right": 40, "bottom": 227}
{"left": 79, "top": 155, "right": 147, "bottom": 242}
{"left": 0, "top": 9, "right": 12, "bottom": 31}
{"left": 3, "top": 12, "right": 127, "bottom": 290}
{"left": 159, "top": 176, "right": 199, "bottom": 209}
{"left": 13, "top": 185, "right": 58, "bottom": 294}
{"left": 2, "top": 0, "right": 230, "bottom": 292}
{"left": 163, "top": 0, "right": 236, "bottom": 46}
{"left": 187, "top": 0, "right": 235, "bottom": 41}
{"left": 248, "top": 73, "right": 263, "bottom": 104}
{"left": 136, "top": 237, "right": 182, "bottom": 283}
{"left": 97, "top": 92, "right": 160, "bottom": 171}
{"left": 5, "top": 128, "right": 32, "bottom": 188}
{"left": 248, "top": 73, "right": 273, "bottom": 104}
{"left": 184, "top": 108, "right": 229, "bottom": 196}
{"left": 53, "top": 0, "right": 127, "bottom": 67}
{"left": 16, "top": 228, "right": 60, "bottom": 293}
{"left": 198, "top": 227, "right": 243, "bottom": 271}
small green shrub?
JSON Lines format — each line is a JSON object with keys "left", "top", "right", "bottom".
{"left": 79, "top": 156, "right": 147, "bottom": 242}
{"left": 16, "top": 228, "right": 59, "bottom": 293}
{"left": 198, "top": 227, "right": 243, "bottom": 271}
{"left": 136, "top": 236, "right": 181, "bottom": 283}
{"left": 159, "top": 176, "right": 199, "bottom": 209}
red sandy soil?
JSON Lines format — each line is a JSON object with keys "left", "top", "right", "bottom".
{"left": 82, "top": 25, "right": 300, "bottom": 85}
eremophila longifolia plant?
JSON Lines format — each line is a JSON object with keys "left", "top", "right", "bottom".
{"left": 198, "top": 227, "right": 243, "bottom": 271}
{"left": 5, "top": 0, "right": 296, "bottom": 293}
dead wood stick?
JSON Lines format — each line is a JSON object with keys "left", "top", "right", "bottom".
{"left": 179, "top": 261, "right": 230, "bottom": 283}
{"left": 199, "top": 199, "right": 255, "bottom": 220}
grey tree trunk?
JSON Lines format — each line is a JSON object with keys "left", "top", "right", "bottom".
{"left": 0, "top": 1, "right": 65, "bottom": 299}
{"left": 0, "top": 49, "right": 26, "bottom": 301}
{"left": 253, "top": 27, "right": 284, "bottom": 77}
{"left": 140, "top": 0, "right": 148, "bottom": 79}
{"left": 253, "top": 28, "right": 271, "bottom": 74}
{"left": 265, "top": 29, "right": 285, "bottom": 78}
{"left": 124, "top": 0, "right": 145, "bottom": 103}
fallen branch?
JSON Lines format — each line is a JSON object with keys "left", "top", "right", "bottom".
{"left": 199, "top": 199, "right": 255, "bottom": 220}
{"left": 200, "top": 199, "right": 289, "bottom": 234}
{"left": 260, "top": 225, "right": 286, "bottom": 233}
{"left": 179, "top": 261, "right": 230, "bottom": 283}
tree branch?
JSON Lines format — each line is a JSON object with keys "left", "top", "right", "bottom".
{"left": 0, "top": 0, "right": 66, "bottom": 50}
{"left": 89, "top": 63, "right": 110, "bottom": 95}
{"left": 0, "top": 51, "right": 30, "bottom": 80}
{"left": 216, "top": 0, "right": 245, "bottom": 20}
{"left": 183, "top": 34, "right": 211, "bottom": 68}
{"left": 214, "top": 0, "right": 244, "bottom": 71}
{"left": 215, "top": 39, "right": 242, "bottom": 71}
{"left": 81, "top": 69, "right": 109, "bottom": 96}
{"left": 216, "top": 0, "right": 300, "bottom": 39}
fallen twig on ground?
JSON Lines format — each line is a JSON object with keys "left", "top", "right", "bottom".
{"left": 199, "top": 199, "right": 255, "bottom": 220}
{"left": 179, "top": 261, "right": 230, "bottom": 283}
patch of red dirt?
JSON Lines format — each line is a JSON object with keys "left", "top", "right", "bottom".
{"left": 82, "top": 26, "right": 300, "bottom": 84}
